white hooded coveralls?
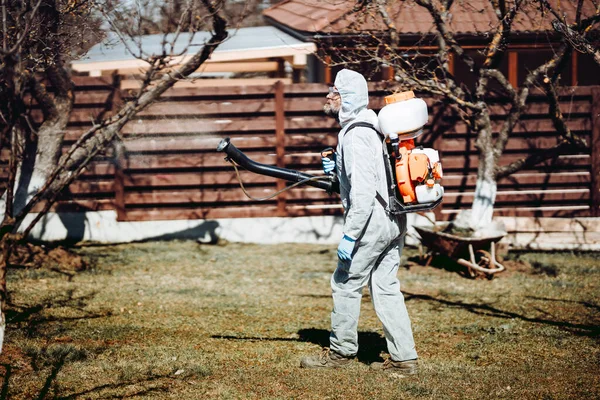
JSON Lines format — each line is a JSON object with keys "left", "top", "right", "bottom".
{"left": 330, "top": 69, "right": 417, "bottom": 362}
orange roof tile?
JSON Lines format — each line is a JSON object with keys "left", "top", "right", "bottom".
{"left": 264, "top": 0, "right": 598, "bottom": 35}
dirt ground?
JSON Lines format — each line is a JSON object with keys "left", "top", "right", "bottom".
{"left": 1, "top": 240, "right": 599, "bottom": 399}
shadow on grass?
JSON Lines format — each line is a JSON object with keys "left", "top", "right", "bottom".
{"left": 404, "top": 291, "right": 600, "bottom": 337}
{"left": 6, "top": 289, "right": 112, "bottom": 338}
{"left": 0, "top": 348, "right": 175, "bottom": 400}
{"left": 55, "top": 373, "right": 173, "bottom": 400}
{"left": 1, "top": 290, "right": 126, "bottom": 399}
{"left": 0, "top": 364, "right": 10, "bottom": 400}
{"left": 212, "top": 328, "right": 387, "bottom": 364}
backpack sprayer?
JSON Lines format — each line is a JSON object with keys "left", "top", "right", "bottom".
{"left": 217, "top": 90, "right": 443, "bottom": 214}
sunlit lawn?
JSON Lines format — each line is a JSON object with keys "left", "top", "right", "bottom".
{"left": 2, "top": 241, "right": 599, "bottom": 399}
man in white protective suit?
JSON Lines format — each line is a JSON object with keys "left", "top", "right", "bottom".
{"left": 300, "top": 69, "right": 418, "bottom": 374}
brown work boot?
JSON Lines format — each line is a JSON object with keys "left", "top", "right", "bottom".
{"left": 300, "top": 347, "right": 354, "bottom": 369}
{"left": 370, "top": 358, "right": 418, "bottom": 374}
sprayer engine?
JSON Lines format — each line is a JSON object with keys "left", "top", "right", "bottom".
{"left": 378, "top": 91, "right": 444, "bottom": 207}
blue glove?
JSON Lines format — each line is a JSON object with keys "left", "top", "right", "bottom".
{"left": 322, "top": 155, "right": 336, "bottom": 175}
{"left": 337, "top": 234, "right": 356, "bottom": 261}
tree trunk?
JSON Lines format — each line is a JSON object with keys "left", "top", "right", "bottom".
{"left": 469, "top": 112, "right": 498, "bottom": 230}
{"left": 13, "top": 119, "right": 67, "bottom": 216}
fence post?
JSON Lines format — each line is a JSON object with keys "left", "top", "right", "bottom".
{"left": 114, "top": 144, "right": 127, "bottom": 221}
{"left": 111, "top": 73, "right": 127, "bottom": 221}
{"left": 274, "top": 80, "right": 287, "bottom": 216}
{"left": 591, "top": 87, "right": 600, "bottom": 217}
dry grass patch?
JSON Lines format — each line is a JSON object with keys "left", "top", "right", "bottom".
{"left": 1, "top": 241, "right": 598, "bottom": 399}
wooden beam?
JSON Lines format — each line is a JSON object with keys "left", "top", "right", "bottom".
{"left": 120, "top": 78, "right": 292, "bottom": 90}
{"left": 383, "top": 64, "right": 394, "bottom": 81}
{"left": 508, "top": 51, "right": 518, "bottom": 87}
{"left": 116, "top": 61, "right": 280, "bottom": 76}
{"left": 324, "top": 56, "right": 332, "bottom": 84}
{"left": 447, "top": 52, "right": 454, "bottom": 75}
{"left": 571, "top": 51, "right": 578, "bottom": 86}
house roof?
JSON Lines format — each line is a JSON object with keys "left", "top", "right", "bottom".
{"left": 263, "top": 0, "right": 598, "bottom": 37}
{"left": 72, "top": 25, "right": 316, "bottom": 75}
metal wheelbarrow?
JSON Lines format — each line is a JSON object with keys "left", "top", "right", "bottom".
{"left": 414, "top": 222, "right": 507, "bottom": 279}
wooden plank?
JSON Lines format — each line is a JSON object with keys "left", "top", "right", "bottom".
{"left": 497, "top": 216, "right": 600, "bottom": 233}
{"left": 486, "top": 100, "right": 592, "bottom": 116}
{"left": 121, "top": 78, "right": 292, "bottom": 90}
{"left": 117, "top": 61, "right": 280, "bottom": 76}
{"left": 438, "top": 135, "right": 591, "bottom": 153}
{"left": 124, "top": 171, "right": 278, "bottom": 187}
{"left": 506, "top": 232, "right": 600, "bottom": 246}
{"left": 131, "top": 135, "right": 267, "bottom": 152}
{"left": 121, "top": 132, "right": 337, "bottom": 153}
{"left": 68, "top": 181, "right": 114, "bottom": 194}
{"left": 24, "top": 91, "right": 113, "bottom": 107}
{"left": 0, "top": 162, "right": 115, "bottom": 177}
{"left": 123, "top": 187, "right": 334, "bottom": 204}
{"left": 123, "top": 153, "right": 278, "bottom": 169}
{"left": 137, "top": 84, "right": 277, "bottom": 99}
{"left": 136, "top": 98, "right": 276, "bottom": 117}
{"left": 118, "top": 115, "right": 338, "bottom": 135}
{"left": 441, "top": 189, "right": 589, "bottom": 204}
{"left": 450, "top": 118, "right": 591, "bottom": 134}
{"left": 72, "top": 76, "right": 116, "bottom": 87}
{"left": 120, "top": 116, "right": 277, "bottom": 135}
{"left": 440, "top": 206, "right": 591, "bottom": 219}
{"left": 73, "top": 91, "right": 115, "bottom": 105}
{"left": 27, "top": 107, "right": 109, "bottom": 123}
{"left": 32, "top": 199, "right": 115, "bottom": 213}
{"left": 442, "top": 172, "right": 590, "bottom": 188}
{"left": 442, "top": 154, "right": 590, "bottom": 171}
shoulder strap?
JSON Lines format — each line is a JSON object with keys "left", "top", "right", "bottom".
{"left": 342, "top": 122, "right": 391, "bottom": 211}
{"left": 344, "top": 122, "right": 384, "bottom": 139}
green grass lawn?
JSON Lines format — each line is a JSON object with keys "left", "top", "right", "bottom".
{"left": 2, "top": 241, "right": 599, "bottom": 399}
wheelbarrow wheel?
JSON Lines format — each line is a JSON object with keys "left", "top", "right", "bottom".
{"left": 476, "top": 250, "right": 495, "bottom": 280}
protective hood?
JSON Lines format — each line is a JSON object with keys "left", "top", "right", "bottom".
{"left": 334, "top": 69, "right": 369, "bottom": 128}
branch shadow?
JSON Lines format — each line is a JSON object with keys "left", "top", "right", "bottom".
{"left": 403, "top": 291, "right": 600, "bottom": 337}
{"left": 3, "top": 295, "right": 183, "bottom": 400}
{"left": 6, "top": 289, "right": 112, "bottom": 338}
{"left": 0, "top": 364, "right": 10, "bottom": 400}
{"left": 1, "top": 347, "right": 174, "bottom": 400}
{"left": 55, "top": 373, "right": 173, "bottom": 400}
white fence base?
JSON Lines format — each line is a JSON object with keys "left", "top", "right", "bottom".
{"left": 20, "top": 212, "right": 600, "bottom": 250}
{"left": 21, "top": 211, "right": 434, "bottom": 246}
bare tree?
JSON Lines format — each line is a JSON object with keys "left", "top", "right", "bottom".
{"left": 0, "top": 0, "right": 229, "bottom": 352}
{"left": 319, "top": 0, "right": 598, "bottom": 231}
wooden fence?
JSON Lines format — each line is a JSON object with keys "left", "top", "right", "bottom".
{"left": 9, "top": 77, "right": 600, "bottom": 222}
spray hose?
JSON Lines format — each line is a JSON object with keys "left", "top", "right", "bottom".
{"left": 228, "top": 159, "right": 333, "bottom": 201}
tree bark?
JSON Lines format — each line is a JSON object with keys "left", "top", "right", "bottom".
{"left": 470, "top": 112, "right": 498, "bottom": 230}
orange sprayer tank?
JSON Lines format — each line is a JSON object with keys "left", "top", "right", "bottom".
{"left": 379, "top": 91, "right": 444, "bottom": 205}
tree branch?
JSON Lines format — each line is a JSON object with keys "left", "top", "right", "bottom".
{"left": 495, "top": 139, "right": 581, "bottom": 180}
{"left": 493, "top": 44, "right": 569, "bottom": 156}
{"left": 16, "top": 0, "right": 229, "bottom": 233}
